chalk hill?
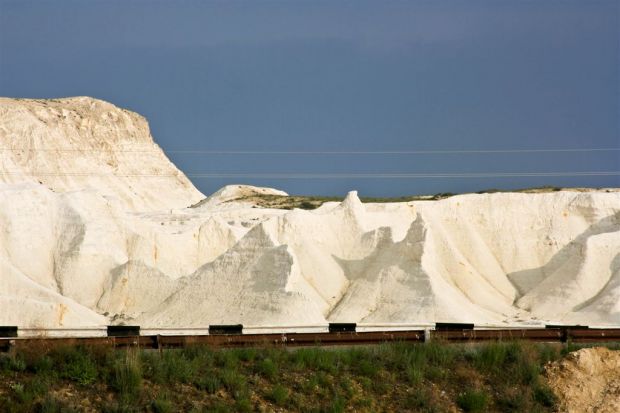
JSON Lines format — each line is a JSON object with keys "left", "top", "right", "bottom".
{"left": 0, "top": 97, "right": 202, "bottom": 210}
{"left": 1, "top": 97, "right": 618, "bottom": 329}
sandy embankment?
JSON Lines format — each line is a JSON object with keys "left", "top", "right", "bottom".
{"left": 545, "top": 347, "right": 620, "bottom": 413}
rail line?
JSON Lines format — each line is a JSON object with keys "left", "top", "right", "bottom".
{"left": 2, "top": 327, "right": 620, "bottom": 353}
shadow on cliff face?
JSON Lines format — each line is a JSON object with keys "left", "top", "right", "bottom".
{"left": 507, "top": 212, "right": 620, "bottom": 303}
{"left": 571, "top": 253, "right": 620, "bottom": 314}
{"left": 327, "top": 216, "right": 432, "bottom": 321}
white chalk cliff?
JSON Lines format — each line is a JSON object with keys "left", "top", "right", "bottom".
{"left": 1, "top": 97, "right": 619, "bottom": 329}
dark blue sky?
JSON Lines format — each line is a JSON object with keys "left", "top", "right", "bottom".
{"left": 1, "top": 0, "right": 618, "bottom": 196}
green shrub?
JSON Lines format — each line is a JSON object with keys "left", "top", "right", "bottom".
{"left": 456, "top": 389, "right": 488, "bottom": 412}
{"left": 354, "top": 397, "right": 373, "bottom": 409}
{"left": 325, "top": 395, "right": 346, "bottom": 413}
{"left": 292, "top": 348, "right": 336, "bottom": 373}
{"left": 517, "top": 359, "right": 540, "bottom": 385}
{"left": 424, "top": 365, "right": 448, "bottom": 381}
{"left": 214, "top": 350, "right": 240, "bottom": 369}
{"left": 426, "top": 341, "right": 455, "bottom": 365}
{"left": 496, "top": 386, "right": 528, "bottom": 411}
{"left": 404, "top": 388, "right": 430, "bottom": 409}
{"left": 145, "top": 350, "right": 197, "bottom": 384}
{"left": 11, "top": 382, "right": 34, "bottom": 404}
{"left": 268, "top": 384, "right": 289, "bottom": 406}
{"left": 299, "top": 201, "right": 316, "bottom": 210}
{"left": 372, "top": 377, "right": 391, "bottom": 395}
{"left": 194, "top": 373, "right": 221, "bottom": 394}
{"left": 537, "top": 344, "right": 560, "bottom": 365}
{"left": 339, "top": 376, "right": 355, "bottom": 398}
{"left": 377, "top": 342, "right": 413, "bottom": 367}
{"left": 357, "top": 376, "right": 372, "bottom": 390}
{"left": 533, "top": 385, "right": 557, "bottom": 407}
{"left": 206, "top": 401, "right": 232, "bottom": 413}
{"left": 301, "top": 373, "right": 321, "bottom": 393}
{"left": 101, "top": 400, "right": 139, "bottom": 413}
{"left": 27, "top": 377, "right": 49, "bottom": 398}
{"left": 111, "top": 350, "right": 142, "bottom": 403}
{"left": 357, "top": 358, "right": 379, "bottom": 378}
{"left": 32, "top": 355, "right": 55, "bottom": 375}
{"left": 432, "top": 192, "right": 455, "bottom": 199}
{"left": 150, "top": 395, "right": 173, "bottom": 413}
{"left": 475, "top": 342, "right": 509, "bottom": 372}
{"left": 164, "top": 351, "right": 196, "bottom": 383}
{"left": 57, "top": 348, "right": 97, "bottom": 386}
{"left": 257, "top": 357, "right": 277, "bottom": 380}
{"left": 234, "top": 397, "right": 252, "bottom": 413}
{"left": 315, "top": 371, "right": 331, "bottom": 388}
{"left": 220, "top": 369, "right": 247, "bottom": 399}
{"left": 561, "top": 341, "right": 581, "bottom": 356}
{"left": 37, "top": 396, "right": 72, "bottom": 413}
{"left": 406, "top": 365, "right": 423, "bottom": 384}
{"left": 234, "top": 347, "right": 257, "bottom": 362}
{"left": 14, "top": 357, "right": 27, "bottom": 372}
{"left": 0, "top": 355, "right": 27, "bottom": 373}
{"left": 287, "top": 392, "right": 305, "bottom": 410}
{"left": 407, "top": 344, "right": 429, "bottom": 366}
{"left": 180, "top": 345, "right": 209, "bottom": 361}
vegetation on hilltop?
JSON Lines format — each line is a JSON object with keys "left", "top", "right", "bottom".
{"left": 232, "top": 194, "right": 450, "bottom": 210}
{"left": 229, "top": 186, "right": 583, "bottom": 210}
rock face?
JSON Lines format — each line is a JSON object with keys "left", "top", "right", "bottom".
{"left": 545, "top": 347, "right": 620, "bottom": 413}
{"left": 0, "top": 97, "right": 202, "bottom": 210}
{"left": 1, "top": 97, "right": 619, "bottom": 329}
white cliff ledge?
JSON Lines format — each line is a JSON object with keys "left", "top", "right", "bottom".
{"left": 1, "top": 97, "right": 619, "bottom": 329}
{"left": 0, "top": 97, "right": 202, "bottom": 211}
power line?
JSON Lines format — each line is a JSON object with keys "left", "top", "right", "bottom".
{"left": 0, "top": 148, "right": 156, "bottom": 152}
{"left": 0, "top": 147, "right": 618, "bottom": 155}
{"left": 1, "top": 171, "right": 619, "bottom": 179}
{"left": 169, "top": 148, "right": 620, "bottom": 155}
{"left": 186, "top": 171, "right": 620, "bottom": 179}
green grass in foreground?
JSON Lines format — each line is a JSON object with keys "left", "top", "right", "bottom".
{"left": 0, "top": 341, "right": 611, "bottom": 412}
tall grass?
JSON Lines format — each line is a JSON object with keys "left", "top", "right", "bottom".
{"left": 456, "top": 389, "right": 489, "bottom": 412}
{"left": 1, "top": 340, "right": 600, "bottom": 411}
{"left": 111, "top": 349, "right": 142, "bottom": 403}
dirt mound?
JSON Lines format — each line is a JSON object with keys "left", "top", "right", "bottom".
{"left": 545, "top": 347, "right": 620, "bottom": 413}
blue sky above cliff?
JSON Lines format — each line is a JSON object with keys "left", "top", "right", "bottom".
{"left": 1, "top": 0, "right": 618, "bottom": 196}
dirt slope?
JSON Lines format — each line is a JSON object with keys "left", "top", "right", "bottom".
{"left": 545, "top": 347, "right": 620, "bottom": 413}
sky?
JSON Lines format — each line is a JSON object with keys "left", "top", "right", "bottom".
{"left": 1, "top": 0, "right": 618, "bottom": 197}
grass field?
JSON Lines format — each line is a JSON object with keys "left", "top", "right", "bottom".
{"left": 0, "top": 340, "right": 605, "bottom": 412}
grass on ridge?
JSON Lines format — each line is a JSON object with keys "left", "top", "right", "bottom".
{"left": 223, "top": 186, "right": 589, "bottom": 210}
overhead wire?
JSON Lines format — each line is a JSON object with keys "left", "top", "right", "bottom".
{"left": 1, "top": 171, "right": 619, "bottom": 179}
{"left": 1, "top": 147, "right": 618, "bottom": 179}
{"left": 185, "top": 172, "right": 620, "bottom": 179}
{"left": 167, "top": 148, "right": 620, "bottom": 155}
{"left": 0, "top": 147, "right": 618, "bottom": 154}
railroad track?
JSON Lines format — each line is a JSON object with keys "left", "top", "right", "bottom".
{"left": 2, "top": 327, "right": 620, "bottom": 352}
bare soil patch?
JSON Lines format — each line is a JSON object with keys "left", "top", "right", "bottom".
{"left": 545, "top": 347, "right": 620, "bottom": 413}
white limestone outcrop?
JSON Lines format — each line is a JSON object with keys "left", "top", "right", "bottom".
{"left": 1, "top": 97, "right": 618, "bottom": 329}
